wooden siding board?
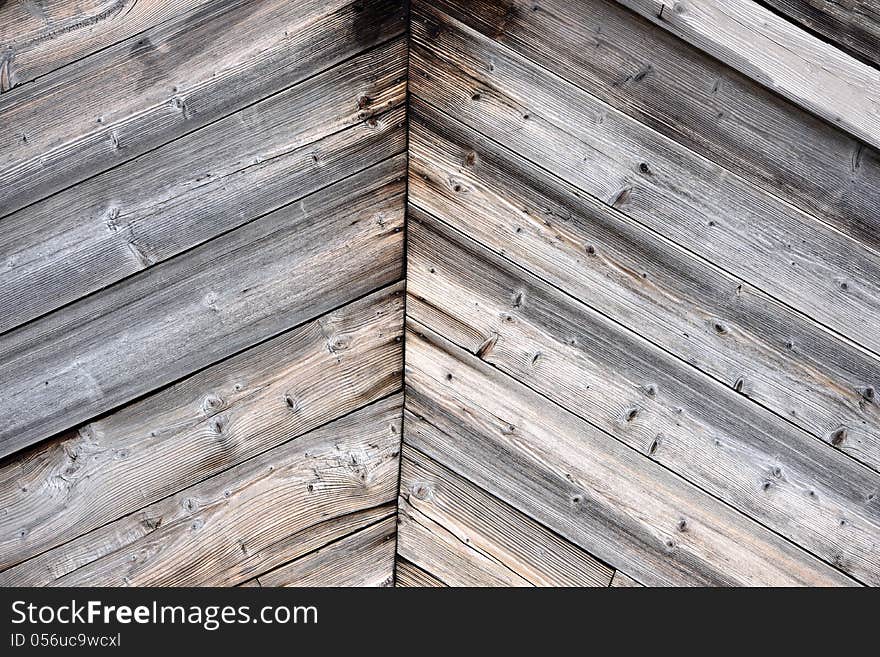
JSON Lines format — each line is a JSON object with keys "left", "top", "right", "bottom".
{"left": 0, "top": 284, "right": 404, "bottom": 571}
{"left": 395, "top": 559, "right": 447, "bottom": 587}
{"left": 610, "top": 571, "right": 644, "bottom": 587}
{"left": 407, "top": 100, "right": 880, "bottom": 474}
{"left": 257, "top": 516, "right": 397, "bottom": 587}
{"left": 0, "top": 0, "right": 407, "bottom": 218}
{"left": 410, "top": 5, "right": 880, "bottom": 360}
{"left": 0, "top": 154, "right": 406, "bottom": 460}
{"left": 402, "top": 322, "right": 856, "bottom": 586}
{"left": 397, "top": 443, "right": 614, "bottom": 586}
{"left": 0, "top": 0, "right": 216, "bottom": 92}
{"left": 0, "top": 395, "right": 403, "bottom": 587}
{"left": 0, "top": 38, "right": 407, "bottom": 334}
{"left": 425, "top": 0, "right": 880, "bottom": 256}
{"left": 759, "top": 0, "right": 880, "bottom": 69}
{"left": 407, "top": 210, "right": 880, "bottom": 585}
{"left": 612, "top": 0, "right": 880, "bottom": 151}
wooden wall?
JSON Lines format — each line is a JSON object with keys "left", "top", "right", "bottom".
{"left": 398, "top": 0, "right": 880, "bottom": 586}
{"left": 0, "top": 0, "right": 407, "bottom": 586}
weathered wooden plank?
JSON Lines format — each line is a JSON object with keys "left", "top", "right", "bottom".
{"left": 426, "top": 0, "right": 880, "bottom": 254}
{"left": 398, "top": 443, "right": 614, "bottom": 586}
{"left": 0, "top": 0, "right": 407, "bottom": 217}
{"left": 0, "top": 1, "right": 214, "bottom": 91}
{"left": 403, "top": 321, "right": 856, "bottom": 586}
{"left": 610, "top": 571, "right": 643, "bottom": 587}
{"left": 395, "top": 559, "right": 447, "bottom": 587}
{"left": 408, "top": 102, "right": 880, "bottom": 473}
{"left": 0, "top": 284, "right": 404, "bottom": 570}
{"left": 760, "top": 1, "right": 880, "bottom": 69}
{"left": 257, "top": 516, "right": 397, "bottom": 587}
{"left": 611, "top": 0, "right": 880, "bottom": 150}
{"left": 410, "top": 6, "right": 880, "bottom": 358}
{"left": 0, "top": 395, "right": 403, "bottom": 586}
{"left": 0, "top": 39, "right": 407, "bottom": 334}
{"left": 407, "top": 212, "right": 880, "bottom": 585}
{"left": 0, "top": 155, "right": 406, "bottom": 460}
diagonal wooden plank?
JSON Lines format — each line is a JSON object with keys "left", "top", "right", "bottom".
{"left": 0, "top": 0, "right": 407, "bottom": 218}
{"left": 395, "top": 558, "right": 447, "bottom": 587}
{"left": 426, "top": 0, "right": 880, "bottom": 255}
{"left": 408, "top": 100, "right": 880, "bottom": 474}
{"left": 407, "top": 209, "right": 880, "bottom": 585}
{"left": 397, "top": 443, "right": 614, "bottom": 586}
{"left": 0, "top": 283, "right": 403, "bottom": 571}
{"left": 0, "top": 38, "right": 407, "bottom": 334}
{"left": 0, "top": 154, "right": 406, "bottom": 460}
{"left": 257, "top": 516, "right": 397, "bottom": 587}
{"left": 403, "top": 320, "right": 856, "bottom": 586}
{"left": 0, "top": 395, "right": 403, "bottom": 587}
{"left": 612, "top": 0, "right": 880, "bottom": 150}
{"left": 410, "top": 4, "right": 880, "bottom": 358}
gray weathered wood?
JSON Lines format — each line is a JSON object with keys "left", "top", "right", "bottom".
{"left": 0, "top": 395, "right": 403, "bottom": 586}
{"left": 0, "top": 0, "right": 214, "bottom": 91}
{"left": 426, "top": 0, "right": 880, "bottom": 254}
{"left": 398, "top": 443, "right": 613, "bottom": 586}
{"left": 403, "top": 320, "right": 857, "bottom": 586}
{"left": 760, "top": 0, "right": 880, "bottom": 69}
{"left": 610, "top": 571, "right": 643, "bottom": 587}
{"left": 0, "top": 155, "right": 406, "bottom": 460}
{"left": 258, "top": 516, "right": 397, "bottom": 587}
{"left": 410, "top": 6, "right": 880, "bottom": 358}
{"left": 0, "top": 0, "right": 407, "bottom": 217}
{"left": 408, "top": 101, "right": 880, "bottom": 473}
{"left": 0, "top": 284, "right": 403, "bottom": 570}
{"left": 611, "top": 0, "right": 880, "bottom": 150}
{"left": 0, "top": 38, "right": 407, "bottom": 334}
{"left": 407, "top": 211, "right": 880, "bottom": 585}
{"left": 395, "top": 559, "right": 447, "bottom": 587}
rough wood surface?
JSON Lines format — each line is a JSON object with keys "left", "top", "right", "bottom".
{"left": 257, "top": 516, "right": 397, "bottom": 587}
{"left": 0, "top": 395, "right": 403, "bottom": 587}
{"left": 410, "top": 6, "right": 880, "bottom": 359}
{"left": 0, "top": 0, "right": 214, "bottom": 91}
{"left": 395, "top": 559, "right": 447, "bottom": 587}
{"left": 0, "top": 284, "right": 403, "bottom": 571}
{"left": 759, "top": 0, "right": 880, "bottom": 69}
{"left": 407, "top": 212, "right": 880, "bottom": 585}
{"left": 0, "top": 0, "right": 407, "bottom": 217}
{"left": 612, "top": 0, "right": 880, "bottom": 150}
{"left": 408, "top": 102, "right": 880, "bottom": 473}
{"left": 403, "top": 320, "right": 857, "bottom": 586}
{"left": 397, "top": 444, "right": 613, "bottom": 586}
{"left": 0, "top": 39, "right": 407, "bottom": 334}
{"left": 427, "top": 0, "right": 880, "bottom": 255}
{"left": 610, "top": 571, "right": 643, "bottom": 587}
{"left": 0, "top": 156, "right": 405, "bottom": 460}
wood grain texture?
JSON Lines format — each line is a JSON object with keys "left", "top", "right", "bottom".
{"left": 410, "top": 5, "right": 880, "bottom": 358}
{"left": 0, "top": 0, "right": 407, "bottom": 217}
{"left": 610, "top": 571, "right": 643, "bottom": 587}
{"left": 0, "top": 155, "right": 406, "bottom": 460}
{"left": 0, "top": 0, "right": 214, "bottom": 91}
{"left": 403, "top": 320, "right": 856, "bottom": 586}
{"left": 397, "top": 443, "right": 613, "bottom": 586}
{"left": 612, "top": 0, "right": 880, "bottom": 150}
{"left": 0, "top": 38, "right": 407, "bottom": 334}
{"left": 0, "top": 284, "right": 403, "bottom": 571}
{"left": 408, "top": 102, "right": 880, "bottom": 473}
{"left": 407, "top": 212, "right": 880, "bottom": 585}
{"left": 238, "top": 504, "right": 397, "bottom": 587}
{"left": 427, "top": 0, "right": 880, "bottom": 255}
{"left": 395, "top": 559, "right": 447, "bottom": 587}
{"left": 0, "top": 395, "right": 403, "bottom": 587}
{"left": 257, "top": 516, "right": 397, "bottom": 587}
{"left": 759, "top": 0, "right": 880, "bottom": 69}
